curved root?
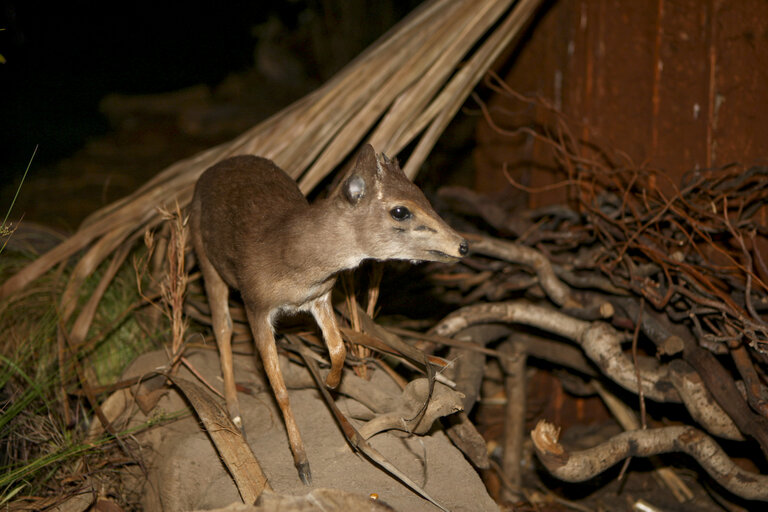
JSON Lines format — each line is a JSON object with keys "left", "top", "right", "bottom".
{"left": 531, "top": 420, "right": 768, "bottom": 502}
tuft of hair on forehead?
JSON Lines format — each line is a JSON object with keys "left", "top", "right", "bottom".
{"left": 374, "top": 152, "right": 385, "bottom": 178}
{"left": 374, "top": 151, "right": 402, "bottom": 178}
{"left": 372, "top": 152, "right": 431, "bottom": 208}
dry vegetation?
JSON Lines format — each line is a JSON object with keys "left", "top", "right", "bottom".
{"left": 3, "top": 0, "right": 768, "bottom": 510}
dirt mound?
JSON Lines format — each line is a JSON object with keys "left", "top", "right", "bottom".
{"left": 104, "top": 349, "right": 497, "bottom": 511}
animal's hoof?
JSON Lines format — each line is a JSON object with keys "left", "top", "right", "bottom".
{"left": 325, "top": 372, "right": 341, "bottom": 389}
{"left": 297, "top": 461, "right": 312, "bottom": 486}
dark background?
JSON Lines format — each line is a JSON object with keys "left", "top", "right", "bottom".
{"left": 0, "top": 1, "right": 421, "bottom": 227}
{"left": 1, "top": 1, "right": 265, "bottom": 171}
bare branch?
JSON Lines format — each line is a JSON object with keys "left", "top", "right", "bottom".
{"left": 532, "top": 420, "right": 768, "bottom": 502}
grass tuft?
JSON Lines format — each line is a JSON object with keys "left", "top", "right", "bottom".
{"left": 0, "top": 146, "right": 35, "bottom": 255}
{"left": 0, "top": 244, "right": 165, "bottom": 503}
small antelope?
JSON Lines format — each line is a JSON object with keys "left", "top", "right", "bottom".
{"left": 190, "top": 144, "right": 467, "bottom": 484}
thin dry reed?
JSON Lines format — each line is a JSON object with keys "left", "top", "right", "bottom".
{"left": 0, "top": 0, "right": 542, "bottom": 351}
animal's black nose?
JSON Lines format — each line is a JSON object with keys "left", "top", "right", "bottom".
{"left": 459, "top": 240, "right": 469, "bottom": 256}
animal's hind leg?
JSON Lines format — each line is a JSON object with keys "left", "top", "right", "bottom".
{"left": 310, "top": 292, "right": 346, "bottom": 389}
{"left": 246, "top": 306, "right": 311, "bottom": 485}
{"left": 195, "top": 242, "right": 240, "bottom": 428}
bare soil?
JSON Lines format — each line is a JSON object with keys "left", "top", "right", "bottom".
{"left": 108, "top": 348, "right": 497, "bottom": 511}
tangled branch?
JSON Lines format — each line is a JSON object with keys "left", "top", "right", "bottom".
{"left": 427, "top": 78, "right": 768, "bottom": 503}
{"left": 532, "top": 420, "right": 768, "bottom": 501}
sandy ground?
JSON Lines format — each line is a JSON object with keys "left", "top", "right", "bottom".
{"left": 110, "top": 348, "right": 498, "bottom": 512}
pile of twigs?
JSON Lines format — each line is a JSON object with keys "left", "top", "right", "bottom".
{"left": 423, "top": 79, "right": 768, "bottom": 505}
{"left": 557, "top": 151, "right": 768, "bottom": 354}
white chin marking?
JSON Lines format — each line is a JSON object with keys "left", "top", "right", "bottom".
{"left": 410, "top": 259, "right": 423, "bottom": 265}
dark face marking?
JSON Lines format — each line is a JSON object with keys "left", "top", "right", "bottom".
{"left": 414, "top": 225, "right": 437, "bottom": 233}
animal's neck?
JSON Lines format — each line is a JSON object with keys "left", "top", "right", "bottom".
{"left": 283, "top": 198, "right": 366, "bottom": 277}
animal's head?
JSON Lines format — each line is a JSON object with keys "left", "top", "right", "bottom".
{"left": 334, "top": 144, "right": 468, "bottom": 263}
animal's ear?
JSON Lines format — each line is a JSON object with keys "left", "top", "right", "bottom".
{"left": 339, "top": 144, "right": 383, "bottom": 205}
{"left": 342, "top": 174, "right": 366, "bottom": 205}
{"left": 352, "top": 144, "right": 381, "bottom": 179}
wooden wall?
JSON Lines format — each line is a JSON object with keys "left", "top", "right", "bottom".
{"left": 475, "top": 0, "right": 768, "bottom": 202}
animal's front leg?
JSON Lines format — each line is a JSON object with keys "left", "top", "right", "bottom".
{"left": 246, "top": 306, "right": 311, "bottom": 485}
{"left": 309, "top": 292, "right": 347, "bottom": 389}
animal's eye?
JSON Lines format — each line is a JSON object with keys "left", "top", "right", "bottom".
{"left": 390, "top": 206, "right": 411, "bottom": 221}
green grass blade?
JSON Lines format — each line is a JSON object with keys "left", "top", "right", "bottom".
{"left": 1, "top": 145, "right": 37, "bottom": 254}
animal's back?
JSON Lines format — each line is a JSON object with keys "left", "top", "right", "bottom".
{"left": 192, "top": 155, "right": 309, "bottom": 289}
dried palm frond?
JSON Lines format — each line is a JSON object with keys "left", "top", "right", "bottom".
{"left": 0, "top": 0, "right": 542, "bottom": 322}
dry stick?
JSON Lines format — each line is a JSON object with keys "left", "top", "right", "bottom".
{"left": 341, "top": 273, "right": 368, "bottom": 380}
{"left": 355, "top": 378, "right": 463, "bottom": 440}
{"left": 339, "top": 303, "right": 436, "bottom": 375}
{"left": 143, "top": 221, "right": 171, "bottom": 333}
{"left": 366, "top": 263, "right": 383, "bottom": 318}
{"left": 591, "top": 381, "right": 694, "bottom": 503}
{"left": 284, "top": 335, "right": 451, "bottom": 512}
{"left": 339, "top": 327, "right": 452, "bottom": 385}
{"left": 179, "top": 356, "right": 225, "bottom": 400}
{"left": 532, "top": 421, "right": 768, "bottom": 502}
{"left": 69, "top": 237, "right": 136, "bottom": 347}
{"left": 601, "top": 180, "right": 762, "bottom": 330}
{"left": 498, "top": 338, "right": 526, "bottom": 502}
{"left": 274, "top": 0, "right": 458, "bottom": 177}
{"left": 624, "top": 303, "right": 760, "bottom": 444}
{"left": 361, "top": 265, "right": 383, "bottom": 375}
{"left": 726, "top": 327, "right": 768, "bottom": 419}
{"left": 339, "top": 303, "right": 441, "bottom": 428}
{"left": 167, "top": 375, "right": 269, "bottom": 503}
{"left": 750, "top": 230, "right": 768, "bottom": 295}
{"left": 515, "top": 331, "right": 598, "bottom": 378}
{"left": 476, "top": 75, "right": 768, "bottom": 465}
{"left": 385, "top": 325, "right": 501, "bottom": 357}
{"left": 667, "top": 359, "right": 744, "bottom": 441}
{"left": 614, "top": 297, "right": 648, "bottom": 484}
{"left": 466, "top": 233, "right": 578, "bottom": 308}
{"left": 290, "top": 0, "right": 460, "bottom": 151}
{"left": 297, "top": 0, "right": 475, "bottom": 192}
{"left": 59, "top": 224, "right": 137, "bottom": 322}
{"left": 403, "top": 0, "right": 543, "bottom": 179}
{"left": 68, "top": 375, "right": 143, "bottom": 397}
{"left": 681, "top": 329, "right": 768, "bottom": 459}
{"left": 432, "top": 301, "right": 682, "bottom": 403}
{"left": 370, "top": 0, "right": 515, "bottom": 154}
